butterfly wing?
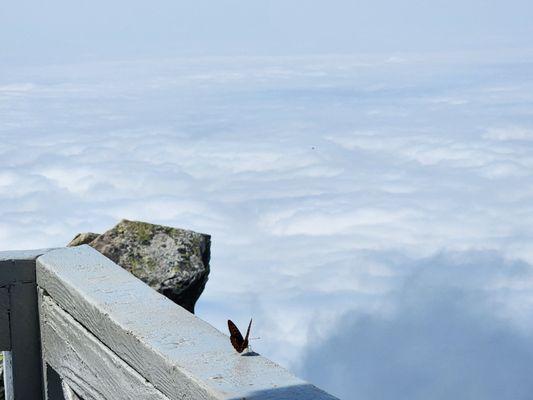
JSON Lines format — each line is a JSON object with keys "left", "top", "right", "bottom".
{"left": 242, "top": 319, "right": 252, "bottom": 350}
{"left": 228, "top": 319, "right": 245, "bottom": 353}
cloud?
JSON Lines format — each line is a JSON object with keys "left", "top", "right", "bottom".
{"left": 484, "top": 127, "right": 533, "bottom": 142}
{"left": 300, "top": 251, "right": 533, "bottom": 399}
{"left": 1, "top": 53, "right": 533, "bottom": 397}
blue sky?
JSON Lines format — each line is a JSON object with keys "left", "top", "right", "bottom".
{"left": 2, "top": 2, "right": 533, "bottom": 399}
{"left": 2, "top": 0, "right": 533, "bottom": 65}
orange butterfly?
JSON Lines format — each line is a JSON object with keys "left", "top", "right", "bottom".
{"left": 227, "top": 319, "right": 252, "bottom": 353}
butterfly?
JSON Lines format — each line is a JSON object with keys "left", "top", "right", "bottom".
{"left": 227, "top": 319, "right": 252, "bottom": 353}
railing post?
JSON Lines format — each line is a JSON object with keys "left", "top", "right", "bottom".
{"left": 0, "top": 249, "right": 55, "bottom": 400}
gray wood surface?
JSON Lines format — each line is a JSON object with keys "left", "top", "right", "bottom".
{"left": 40, "top": 291, "right": 170, "bottom": 400}
{"left": 3, "top": 352, "right": 14, "bottom": 400}
{"left": 0, "top": 259, "right": 35, "bottom": 288}
{"left": 37, "top": 246, "right": 338, "bottom": 400}
{"left": 0, "top": 249, "right": 56, "bottom": 262}
{"left": 8, "top": 282, "right": 44, "bottom": 399}
{"left": 0, "top": 248, "right": 57, "bottom": 399}
{"left": 0, "top": 249, "right": 56, "bottom": 286}
{"left": 61, "top": 381, "right": 82, "bottom": 400}
{"left": 0, "top": 288, "right": 10, "bottom": 350}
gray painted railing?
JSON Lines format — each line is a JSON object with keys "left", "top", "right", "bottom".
{"left": 0, "top": 246, "right": 338, "bottom": 399}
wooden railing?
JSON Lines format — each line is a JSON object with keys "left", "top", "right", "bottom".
{"left": 0, "top": 246, "right": 338, "bottom": 399}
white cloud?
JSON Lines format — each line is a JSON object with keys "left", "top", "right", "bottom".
{"left": 484, "top": 127, "right": 533, "bottom": 141}
{"left": 299, "top": 251, "right": 533, "bottom": 399}
{"left": 1, "top": 53, "right": 533, "bottom": 397}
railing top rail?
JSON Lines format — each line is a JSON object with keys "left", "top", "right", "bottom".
{"left": 0, "top": 248, "right": 57, "bottom": 262}
{"left": 37, "top": 246, "right": 338, "bottom": 400}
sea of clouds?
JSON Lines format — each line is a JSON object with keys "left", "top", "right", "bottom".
{"left": 1, "top": 52, "right": 533, "bottom": 399}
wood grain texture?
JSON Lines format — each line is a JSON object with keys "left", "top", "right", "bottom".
{"left": 37, "top": 246, "right": 338, "bottom": 400}
{"left": 40, "top": 291, "right": 170, "bottom": 400}
{"left": 62, "top": 381, "right": 82, "bottom": 400}
{"left": 3, "top": 351, "right": 14, "bottom": 400}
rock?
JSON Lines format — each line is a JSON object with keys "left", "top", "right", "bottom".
{"left": 67, "top": 232, "right": 100, "bottom": 247}
{"left": 68, "top": 219, "right": 210, "bottom": 313}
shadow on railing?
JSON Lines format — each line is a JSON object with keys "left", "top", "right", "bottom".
{"left": 229, "top": 384, "right": 337, "bottom": 400}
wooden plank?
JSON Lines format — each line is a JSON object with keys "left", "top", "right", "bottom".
{"left": 0, "top": 248, "right": 57, "bottom": 399}
{"left": 0, "top": 259, "right": 35, "bottom": 287}
{"left": 3, "top": 351, "right": 14, "bottom": 400}
{"left": 39, "top": 291, "right": 170, "bottom": 400}
{"left": 37, "top": 246, "right": 338, "bottom": 400}
{"left": 7, "top": 282, "right": 44, "bottom": 399}
{"left": 0, "top": 249, "right": 56, "bottom": 286}
{"left": 0, "top": 249, "right": 57, "bottom": 351}
{"left": 61, "top": 381, "right": 82, "bottom": 400}
{"left": 0, "top": 248, "right": 56, "bottom": 262}
{"left": 0, "top": 288, "right": 10, "bottom": 350}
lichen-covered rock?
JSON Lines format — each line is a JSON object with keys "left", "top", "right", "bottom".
{"left": 68, "top": 220, "right": 210, "bottom": 313}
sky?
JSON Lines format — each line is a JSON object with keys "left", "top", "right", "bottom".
{"left": 2, "top": 0, "right": 533, "bottom": 65}
{"left": 2, "top": 2, "right": 533, "bottom": 399}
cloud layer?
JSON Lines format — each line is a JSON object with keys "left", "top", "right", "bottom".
{"left": 300, "top": 251, "right": 533, "bottom": 399}
{"left": 1, "top": 53, "right": 533, "bottom": 397}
